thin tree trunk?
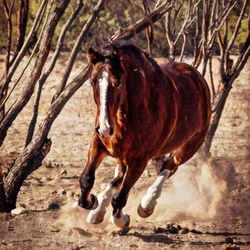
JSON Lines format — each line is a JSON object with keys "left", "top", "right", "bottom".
{"left": 52, "top": 0, "right": 105, "bottom": 101}
{"left": 2, "top": 139, "right": 52, "bottom": 211}
{"left": 2, "top": 0, "right": 15, "bottom": 77}
{"left": 25, "top": 0, "right": 84, "bottom": 146}
{"left": 0, "top": 167, "right": 6, "bottom": 211}
{"left": 0, "top": 0, "right": 70, "bottom": 147}
{"left": 1, "top": 66, "right": 92, "bottom": 212}
{"left": 2, "top": 0, "right": 53, "bottom": 110}
{"left": 203, "top": 34, "right": 250, "bottom": 154}
{"left": 9, "top": 0, "right": 29, "bottom": 67}
{"left": 0, "top": 0, "right": 48, "bottom": 98}
{"left": 208, "top": 54, "right": 216, "bottom": 100}
{"left": 0, "top": 0, "right": 15, "bottom": 121}
{"left": 202, "top": 76, "right": 232, "bottom": 156}
{"left": 141, "top": 0, "right": 153, "bottom": 54}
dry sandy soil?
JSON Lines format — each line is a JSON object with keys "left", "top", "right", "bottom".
{"left": 0, "top": 54, "right": 249, "bottom": 249}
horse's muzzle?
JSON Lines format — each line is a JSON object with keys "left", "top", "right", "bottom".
{"left": 96, "top": 126, "right": 114, "bottom": 138}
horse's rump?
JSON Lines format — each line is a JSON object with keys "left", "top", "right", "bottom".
{"left": 138, "top": 57, "right": 211, "bottom": 156}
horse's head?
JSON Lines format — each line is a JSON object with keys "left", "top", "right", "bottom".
{"left": 87, "top": 46, "right": 127, "bottom": 139}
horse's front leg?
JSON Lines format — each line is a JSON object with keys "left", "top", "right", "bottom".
{"left": 78, "top": 135, "right": 107, "bottom": 210}
{"left": 111, "top": 158, "right": 147, "bottom": 233}
{"left": 87, "top": 163, "right": 126, "bottom": 224}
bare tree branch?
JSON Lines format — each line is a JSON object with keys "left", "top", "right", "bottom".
{"left": 141, "top": 0, "right": 153, "bottom": 54}
{"left": 52, "top": 0, "right": 105, "bottom": 101}
{"left": 164, "top": 0, "right": 200, "bottom": 60}
{"left": 0, "top": 0, "right": 70, "bottom": 147}
{"left": 174, "top": 0, "right": 199, "bottom": 47}
{"left": 2, "top": 1, "right": 54, "bottom": 110}
{"left": 202, "top": 0, "right": 249, "bottom": 154}
{"left": 25, "top": 0, "right": 84, "bottom": 146}
{"left": 192, "top": 1, "right": 202, "bottom": 66}
{"left": 179, "top": 33, "right": 187, "bottom": 62}
{"left": 0, "top": 0, "right": 48, "bottom": 99}
{"left": 208, "top": 54, "right": 216, "bottom": 100}
{"left": 109, "top": 1, "right": 174, "bottom": 42}
{"left": 2, "top": 0, "right": 15, "bottom": 77}
{"left": 225, "top": 0, "right": 248, "bottom": 67}
{"left": 164, "top": 0, "right": 184, "bottom": 58}
{"left": 9, "top": 0, "right": 29, "bottom": 67}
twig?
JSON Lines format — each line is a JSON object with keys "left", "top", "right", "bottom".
{"left": 225, "top": 0, "right": 248, "bottom": 69}
{"left": 2, "top": 0, "right": 15, "bottom": 77}
{"left": 208, "top": 54, "right": 216, "bottom": 100}
{"left": 179, "top": 33, "right": 187, "bottom": 62}
{"left": 141, "top": 0, "right": 153, "bottom": 54}
{"left": 109, "top": 1, "right": 174, "bottom": 42}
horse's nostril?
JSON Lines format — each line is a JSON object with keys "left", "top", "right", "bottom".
{"left": 109, "top": 127, "right": 114, "bottom": 136}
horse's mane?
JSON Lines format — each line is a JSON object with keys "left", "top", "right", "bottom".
{"left": 104, "top": 40, "right": 163, "bottom": 76}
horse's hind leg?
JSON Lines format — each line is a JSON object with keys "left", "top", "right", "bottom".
{"left": 87, "top": 164, "right": 126, "bottom": 224}
{"left": 138, "top": 132, "right": 207, "bottom": 218}
{"left": 137, "top": 163, "right": 171, "bottom": 218}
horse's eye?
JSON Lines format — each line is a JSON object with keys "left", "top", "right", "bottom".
{"left": 110, "top": 79, "right": 120, "bottom": 87}
{"left": 116, "top": 80, "right": 121, "bottom": 87}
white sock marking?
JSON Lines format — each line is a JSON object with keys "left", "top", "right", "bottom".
{"left": 87, "top": 184, "right": 114, "bottom": 224}
{"left": 87, "top": 166, "right": 120, "bottom": 224}
{"left": 141, "top": 169, "right": 171, "bottom": 211}
{"left": 99, "top": 71, "right": 111, "bottom": 138}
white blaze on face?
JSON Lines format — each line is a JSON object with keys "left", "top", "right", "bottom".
{"left": 99, "top": 70, "right": 111, "bottom": 138}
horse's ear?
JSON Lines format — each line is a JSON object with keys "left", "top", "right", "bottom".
{"left": 87, "top": 47, "right": 104, "bottom": 65}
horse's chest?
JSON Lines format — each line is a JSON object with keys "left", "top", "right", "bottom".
{"left": 101, "top": 135, "right": 124, "bottom": 157}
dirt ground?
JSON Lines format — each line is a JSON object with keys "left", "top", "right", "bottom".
{"left": 0, "top": 54, "right": 249, "bottom": 250}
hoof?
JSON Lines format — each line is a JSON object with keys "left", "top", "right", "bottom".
{"left": 89, "top": 194, "right": 98, "bottom": 210}
{"left": 78, "top": 194, "right": 98, "bottom": 210}
{"left": 137, "top": 203, "right": 154, "bottom": 218}
{"left": 87, "top": 210, "right": 105, "bottom": 224}
{"left": 111, "top": 213, "right": 130, "bottom": 229}
{"left": 117, "top": 215, "right": 130, "bottom": 235}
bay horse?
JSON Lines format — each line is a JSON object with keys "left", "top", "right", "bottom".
{"left": 78, "top": 40, "right": 211, "bottom": 233}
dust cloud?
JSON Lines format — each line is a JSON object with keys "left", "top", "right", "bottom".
{"left": 57, "top": 157, "right": 228, "bottom": 229}
{"left": 56, "top": 198, "right": 115, "bottom": 232}
{"left": 126, "top": 157, "right": 228, "bottom": 223}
